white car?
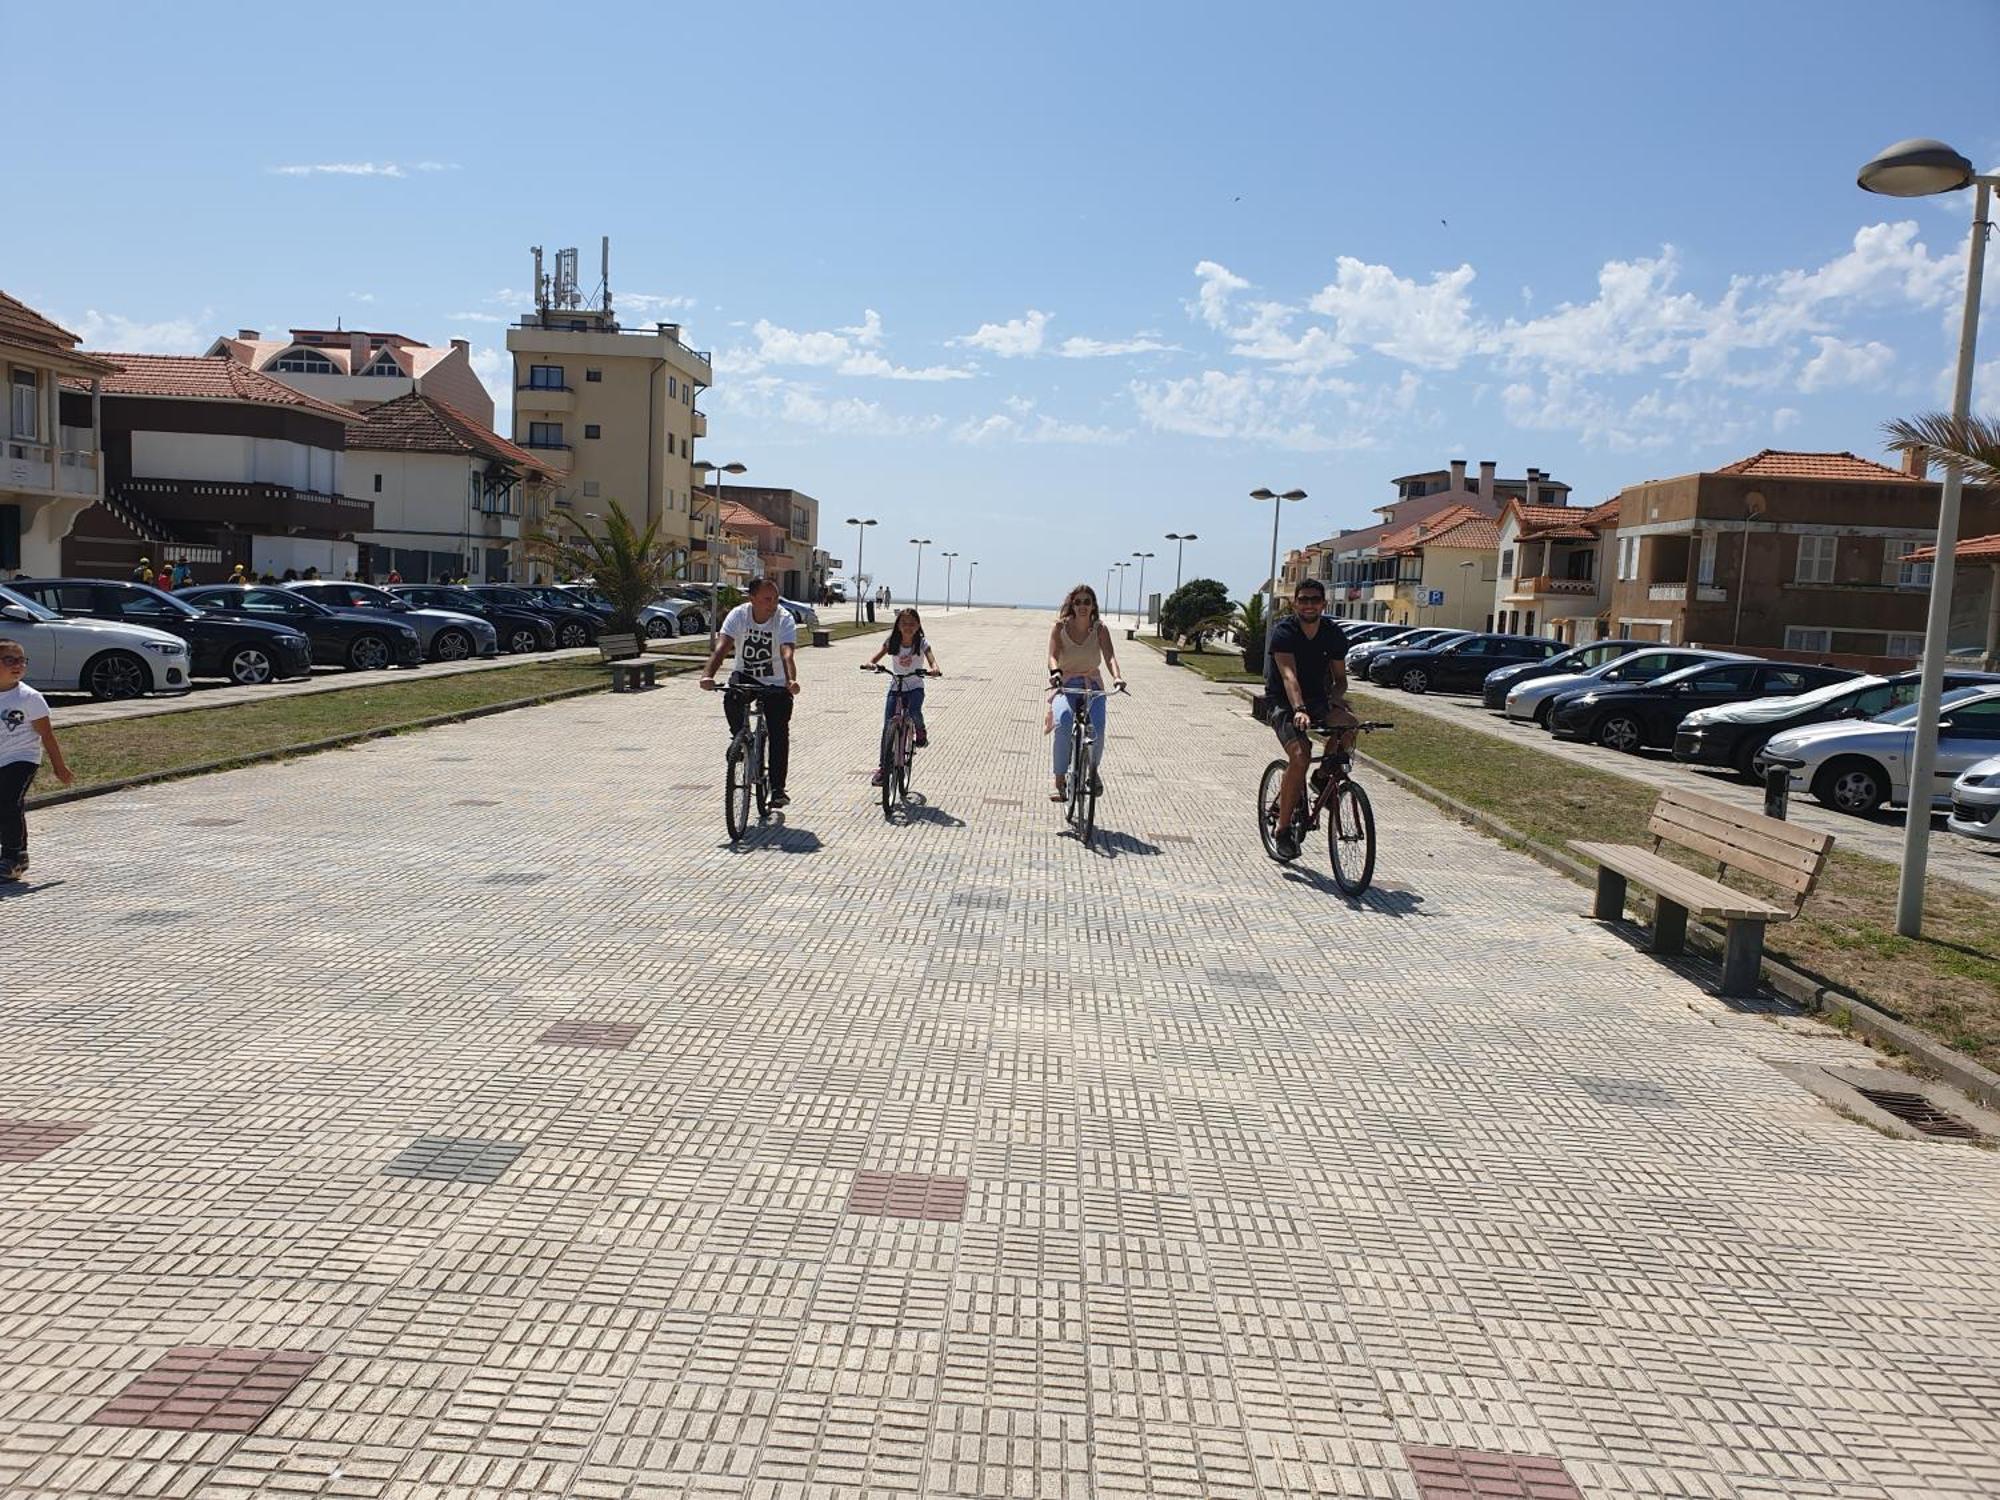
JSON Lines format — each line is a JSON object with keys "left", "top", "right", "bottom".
{"left": 0, "top": 583, "right": 191, "bottom": 699}
{"left": 639, "top": 598, "right": 703, "bottom": 639}
{"left": 1505, "top": 646, "right": 1745, "bottom": 725}
{"left": 1757, "top": 683, "right": 2000, "bottom": 815}
{"left": 1947, "top": 754, "right": 2000, "bottom": 844}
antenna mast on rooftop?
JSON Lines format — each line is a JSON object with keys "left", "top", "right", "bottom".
{"left": 601, "top": 236, "right": 613, "bottom": 321}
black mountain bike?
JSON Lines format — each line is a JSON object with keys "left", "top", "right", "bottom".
{"left": 1257, "top": 720, "right": 1393, "bottom": 894}
{"left": 723, "top": 680, "right": 776, "bottom": 842}
{"left": 1052, "top": 679, "right": 1126, "bottom": 847}
{"left": 863, "top": 663, "right": 938, "bottom": 815}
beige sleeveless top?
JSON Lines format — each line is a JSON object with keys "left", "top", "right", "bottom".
{"left": 1055, "top": 618, "right": 1105, "bottom": 677}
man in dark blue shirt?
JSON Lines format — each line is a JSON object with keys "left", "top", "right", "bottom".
{"left": 1263, "top": 579, "right": 1355, "bottom": 858}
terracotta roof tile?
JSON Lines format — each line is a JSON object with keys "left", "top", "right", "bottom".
{"left": 347, "top": 392, "right": 558, "bottom": 473}
{"left": 1905, "top": 532, "right": 2000, "bottom": 563}
{"left": 70, "top": 353, "right": 360, "bottom": 422}
{"left": 1381, "top": 503, "right": 1499, "bottom": 554}
{"left": 1712, "top": 449, "right": 1919, "bottom": 482}
{"left": 1582, "top": 497, "right": 1621, "bottom": 527}
{"left": 0, "top": 290, "right": 121, "bottom": 374}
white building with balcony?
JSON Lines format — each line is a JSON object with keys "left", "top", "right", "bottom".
{"left": 206, "top": 326, "right": 495, "bottom": 429}
{"left": 1490, "top": 497, "right": 1621, "bottom": 640}
{"left": 0, "top": 291, "right": 117, "bottom": 576}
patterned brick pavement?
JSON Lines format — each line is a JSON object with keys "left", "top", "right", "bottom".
{"left": 3, "top": 606, "right": 1999, "bottom": 1498}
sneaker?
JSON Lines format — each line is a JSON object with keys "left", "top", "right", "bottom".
{"left": 915, "top": 730, "right": 929, "bottom": 747}
{"left": 870, "top": 769, "right": 885, "bottom": 786}
{"left": 1272, "top": 827, "right": 1301, "bottom": 861}
{"left": 1089, "top": 772, "right": 1103, "bottom": 797}
{"left": 768, "top": 790, "right": 791, "bottom": 809}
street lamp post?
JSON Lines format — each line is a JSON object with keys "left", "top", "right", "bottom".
{"left": 1858, "top": 137, "right": 1995, "bottom": 937}
{"left": 847, "top": 517, "right": 877, "bottom": 625}
{"left": 1131, "top": 551, "right": 1154, "bottom": 629}
{"left": 967, "top": 560, "right": 977, "bottom": 610}
{"left": 908, "top": 538, "right": 932, "bottom": 608}
{"left": 941, "top": 551, "right": 958, "bottom": 612}
{"left": 1112, "top": 561, "right": 1131, "bottom": 622}
{"left": 1250, "top": 487, "right": 1308, "bottom": 642}
{"left": 694, "top": 459, "right": 748, "bottom": 650}
{"left": 1165, "top": 532, "right": 1198, "bottom": 593}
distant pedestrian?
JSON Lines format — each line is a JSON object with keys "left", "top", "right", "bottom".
{"left": 131, "top": 557, "right": 152, "bottom": 584}
{"left": 174, "top": 561, "right": 193, "bottom": 588}
{"left": 259, "top": 572, "right": 276, "bottom": 584}
{"left": 228, "top": 563, "right": 247, "bottom": 585}
{"left": 386, "top": 568, "right": 402, "bottom": 584}
{"left": 0, "top": 637, "right": 74, "bottom": 881}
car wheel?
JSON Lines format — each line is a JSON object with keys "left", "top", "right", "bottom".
{"left": 1815, "top": 757, "right": 1889, "bottom": 815}
{"left": 506, "top": 627, "right": 541, "bottom": 654}
{"left": 1399, "top": 667, "right": 1429, "bottom": 694}
{"left": 347, "top": 633, "right": 393, "bottom": 671}
{"left": 1731, "top": 737, "right": 1769, "bottom": 781}
{"left": 227, "top": 646, "right": 275, "bottom": 686}
{"left": 1533, "top": 700, "right": 1556, "bottom": 728}
{"left": 1595, "top": 714, "right": 1644, "bottom": 753}
{"left": 432, "top": 628, "right": 473, "bottom": 663}
{"left": 84, "top": 650, "right": 150, "bottom": 701}
{"left": 557, "top": 621, "right": 590, "bottom": 648}
{"left": 645, "top": 616, "right": 677, "bottom": 640}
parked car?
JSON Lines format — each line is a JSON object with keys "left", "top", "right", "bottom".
{"left": 9, "top": 578, "right": 312, "bottom": 686}
{"left": 181, "top": 585, "right": 424, "bottom": 670}
{"left": 654, "top": 587, "right": 711, "bottom": 633}
{"left": 1480, "top": 639, "right": 1650, "bottom": 710}
{"left": 1947, "top": 754, "right": 2000, "bottom": 843}
{"left": 285, "top": 581, "right": 497, "bottom": 662}
{"left": 1549, "top": 659, "right": 1856, "bottom": 753}
{"left": 548, "top": 583, "right": 616, "bottom": 620}
{"left": 1756, "top": 684, "right": 2000, "bottom": 815}
{"left": 780, "top": 596, "right": 820, "bottom": 628}
{"left": 1347, "top": 627, "right": 1466, "bottom": 678}
{"left": 1674, "top": 669, "right": 2000, "bottom": 780}
{"left": 389, "top": 585, "right": 556, "bottom": 655}
{"left": 0, "top": 583, "right": 191, "bottom": 699}
{"left": 1504, "top": 647, "right": 1743, "bottom": 726}
{"left": 639, "top": 597, "right": 705, "bottom": 639}
{"left": 470, "top": 585, "right": 601, "bottom": 647}
{"left": 1367, "top": 632, "right": 1566, "bottom": 694}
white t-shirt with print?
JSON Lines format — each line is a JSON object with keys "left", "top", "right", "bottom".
{"left": 0, "top": 684, "right": 50, "bottom": 768}
{"left": 886, "top": 637, "right": 928, "bottom": 689}
{"left": 721, "top": 602, "right": 797, "bottom": 689}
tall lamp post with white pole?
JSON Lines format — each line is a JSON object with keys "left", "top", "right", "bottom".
{"left": 1112, "top": 561, "right": 1131, "bottom": 623}
{"left": 940, "top": 551, "right": 958, "bottom": 612}
{"left": 966, "top": 560, "right": 977, "bottom": 609}
{"left": 1131, "top": 551, "right": 1154, "bottom": 629}
{"left": 1250, "top": 487, "right": 1308, "bottom": 642}
{"left": 909, "top": 538, "right": 932, "bottom": 608}
{"left": 1165, "top": 532, "right": 1198, "bottom": 594}
{"left": 694, "top": 459, "right": 748, "bottom": 650}
{"left": 1858, "top": 137, "right": 1995, "bottom": 937}
{"left": 847, "top": 517, "right": 877, "bottom": 625}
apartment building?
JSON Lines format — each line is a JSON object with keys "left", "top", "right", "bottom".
{"left": 1600, "top": 449, "right": 2000, "bottom": 669}
{"left": 0, "top": 290, "right": 117, "bottom": 576}
{"left": 715, "top": 485, "right": 821, "bottom": 599}
{"left": 1364, "top": 505, "right": 1503, "bottom": 629}
{"left": 208, "top": 327, "right": 494, "bottom": 428}
{"left": 1491, "top": 496, "right": 1621, "bottom": 641}
{"left": 506, "top": 241, "right": 710, "bottom": 573}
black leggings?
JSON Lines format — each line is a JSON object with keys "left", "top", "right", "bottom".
{"left": 724, "top": 684, "right": 794, "bottom": 792}
{"left": 0, "top": 762, "right": 37, "bottom": 860}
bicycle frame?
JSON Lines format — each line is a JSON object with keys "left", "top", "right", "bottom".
{"left": 866, "top": 664, "right": 933, "bottom": 812}
{"left": 1050, "top": 681, "right": 1125, "bottom": 845}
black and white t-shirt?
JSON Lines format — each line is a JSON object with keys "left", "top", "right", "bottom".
{"left": 0, "top": 684, "right": 49, "bottom": 767}
{"left": 721, "top": 603, "right": 797, "bottom": 689}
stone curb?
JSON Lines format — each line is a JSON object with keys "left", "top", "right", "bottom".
{"left": 1218, "top": 682, "right": 2000, "bottom": 1111}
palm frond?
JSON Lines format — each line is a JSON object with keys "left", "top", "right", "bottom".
{"left": 1882, "top": 411, "right": 2000, "bottom": 489}
{"left": 524, "top": 499, "right": 678, "bottom": 634}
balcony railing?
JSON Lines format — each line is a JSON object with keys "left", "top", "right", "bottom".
{"left": 121, "top": 478, "right": 374, "bottom": 536}
{"left": 1647, "top": 582, "right": 1727, "bottom": 602}
{"left": 1515, "top": 575, "right": 1597, "bottom": 596}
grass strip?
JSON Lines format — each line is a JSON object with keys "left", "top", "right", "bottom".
{"left": 1346, "top": 686, "right": 2000, "bottom": 1066}
{"left": 1135, "top": 634, "right": 1260, "bottom": 684}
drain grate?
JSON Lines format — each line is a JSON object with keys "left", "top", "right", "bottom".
{"left": 1854, "top": 1085, "right": 1981, "bottom": 1140}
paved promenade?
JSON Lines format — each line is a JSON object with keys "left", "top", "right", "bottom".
{"left": 4, "top": 607, "right": 1999, "bottom": 1499}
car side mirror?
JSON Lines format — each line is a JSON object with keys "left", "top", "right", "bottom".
{"left": 0, "top": 604, "right": 33, "bottom": 622}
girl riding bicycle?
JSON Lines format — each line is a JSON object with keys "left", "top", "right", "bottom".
{"left": 869, "top": 608, "right": 941, "bottom": 785}
{"left": 1046, "top": 583, "right": 1124, "bottom": 801}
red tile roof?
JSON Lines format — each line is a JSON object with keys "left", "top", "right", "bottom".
{"left": 71, "top": 353, "right": 359, "bottom": 421}
{"left": 721, "top": 502, "right": 785, "bottom": 533}
{"left": 1506, "top": 500, "right": 1600, "bottom": 540}
{"left": 1582, "top": 497, "right": 1621, "bottom": 528}
{"left": 1712, "top": 449, "right": 1919, "bottom": 482}
{"left": 1382, "top": 503, "right": 1501, "bottom": 554}
{"left": 347, "top": 391, "right": 559, "bottom": 474}
{"left": 0, "top": 290, "right": 120, "bottom": 374}
{"left": 1905, "top": 533, "right": 2000, "bottom": 563}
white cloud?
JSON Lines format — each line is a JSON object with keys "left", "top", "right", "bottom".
{"left": 349, "top": 291, "right": 376, "bottom": 304}
{"left": 840, "top": 310, "right": 885, "bottom": 347}
{"left": 951, "top": 400, "right": 1126, "bottom": 445}
{"left": 448, "top": 311, "right": 506, "bottom": 324}
{"left": 1190, "top": 261, "right": 1249, "bottom": 330}
{"left": 1796, "top": 335, "right": 1896, "bottom": 393}
{"left": 707, "top": 373, "right": 945, "bottom": 436}
{"left": 1056, "top": 334, "right": 1176, "bottom": 358}
{"left": 1307, "top": 257, "right": 1479, "bottom": 369}
{"left": 1495, "top": 249, "right": 1710, "bottom": 375}
{"left": 619, "top": 291, "right": 698, "bottom": 315}
{"left": 736, "top": 313, "right": 972, "bottom": 381}
{"left": 63, "top": 308, "right": 209, "bottom": 354}
{"left": 269, "top": 161, "right": 457, "bottom": 179}
{"left": 1773, "top": 407, "right": 1801, "bottom": 433}
{"left": 956, "top": 309, "right": 1050, "bottom": 357}
{"left": 1770, "top": 219, "right": 1960, "bottom": 315}
{"left": 1131, "top": 369, "right": 1352, "bottom": 451}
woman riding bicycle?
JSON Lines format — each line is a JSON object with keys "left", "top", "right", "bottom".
{"left": 1046, "top": 583, "right": 1124, "bottom": 802}
{"left": 868, "top": 608, "right": 941, "bottom": 786}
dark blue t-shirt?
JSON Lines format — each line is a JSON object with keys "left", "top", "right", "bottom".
{"left": 1264, "top": 615, "right": 1352, "bottom": 712}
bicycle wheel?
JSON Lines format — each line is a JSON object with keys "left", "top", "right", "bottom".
{"left": 1065, "top": 729, "right": 1089, "bottom": 837}
{"left": 895, "top": 725, "right": 914, "bottom": 803}
{"left": 879, "top": 720, "right": 898, "bottom": 816}
{"left": 1328, "top": 780, "right": 1376, "bottom": 896}
{"left": 1257, "top": 760, "right": 1290, "bottom": 861}
{"left": 1076, "top": 735, "right": 1098, "bottom": 847}
{"left": 753, "top": 725, "right": 772, "bottom": 818}
{"left": 725, "top": 737, "right": 752, "bottom": 842}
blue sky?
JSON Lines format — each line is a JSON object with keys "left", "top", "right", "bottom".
{"left": 8, "top": 0, "right": 1998, "bottom": 607}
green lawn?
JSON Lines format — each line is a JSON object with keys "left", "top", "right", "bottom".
{"left": 1345, "top": 687, "right": 2000, "bottom": 1066}
{"left": 1135, "top": 633, "right": 1261, "bottom": 684}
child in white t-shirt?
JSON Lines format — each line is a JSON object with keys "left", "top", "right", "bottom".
{"left": 866, "top": 609, "right": 942, "bottom": 785}
{"left": 0, "top": 637, "right": 74, "bottom": 879}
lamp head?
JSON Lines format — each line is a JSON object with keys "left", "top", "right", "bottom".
{"left": 1858, "top": 138, "right": 1976, "bottom": 197}
{"left": 1249, "top": 487, "right": 1276, "bottom": 501}
{"left": 1280, "top": 488, "right": 1308, "bottom": 502}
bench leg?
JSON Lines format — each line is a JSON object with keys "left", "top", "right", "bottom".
{"left": 1719, "top": 919, "right": 1765, "bottom": 998}
{"left": 1650, "top": 899, "right": 1688, "bottom": 955}
{"left": 1591, "top": 866, "right": 1628, "bottom": 921}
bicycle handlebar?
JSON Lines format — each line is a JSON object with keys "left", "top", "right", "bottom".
{"left": 861, "top": 664, "right": 940, "bottom": 677}
{"left": 1047, "top": 680, "right": 1128, "bottom": 699}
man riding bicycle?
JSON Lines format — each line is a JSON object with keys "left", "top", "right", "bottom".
{"left": 701, "top": 577, "right": 800, "bottom": 808}
{"left": 1264, "top": 579, "right": 1355, "bottom": 859}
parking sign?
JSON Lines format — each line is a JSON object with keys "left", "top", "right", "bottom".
{"left": 1425, "top": 588, "right": 1445, "bottom": 607}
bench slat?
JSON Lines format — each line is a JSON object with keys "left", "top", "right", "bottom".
{"left": 1654, "top": 787, "right": 1832, "bottom": 858}
{"left": 1651, "top": 798, "right": 1826, "bottom": 877}
{"left": 1649, "top": 805, "right": 1824, "bottom": 894}
{"left": 1569, "top": 842, "right": 1789, "bottom": 920}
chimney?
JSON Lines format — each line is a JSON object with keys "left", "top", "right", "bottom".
{"left": 1449, "top": 458, "right": 1467, "bottom": 491}
{"left": 1901, "top": 448, "right": 1928, "bottom": 480}
{"left": 350, "top": 330, "right": 368, "bottom": 366}
{"left": 236, "top": 328, "right": 260, "bottom": 340}
{"left": 1478, "top": 460, "right": 1496, "bottom": 499}
{"left": 1525, "top": 468, "right": 1541, "bottom": 507}
{"left": 450, "top": 338, "right": 469, "bottom": 354}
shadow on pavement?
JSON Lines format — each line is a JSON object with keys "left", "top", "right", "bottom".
{"left": 723, "top": 818, "right": 824, "bottom": 854}
{"left": 0, "top": 879, "right": 64, "bottom": 899}
{"left": 894, "top": 799, "right": 967, "bottom": 829}
{"left": 1084, "top": 829, "right": 1163, "bottom": 858}
{"left": 1280, "top": 866, "right": 1426, "bottom": 917}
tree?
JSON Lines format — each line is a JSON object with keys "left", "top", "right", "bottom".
{"left": 1160, "top": 578, "right": 1231, "bottom": 648}
{"left": 526, "top": 500, "right": 674, "bottom": 648}
{"left": 1234, "top": 594, "right": 1269, "bottom": 675}
{"left": 1884, "top": 412, "right": 2000, "bottom": 489}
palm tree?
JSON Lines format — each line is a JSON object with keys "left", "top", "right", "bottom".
{"left": 525, "top": 500, "right": 675, "bottom": 647}
{"left": 1233, "top": 594, "right": 1269, "bottom": 673}
{"left": 1883, "top": 412, "right": 2000, "bottom": 489}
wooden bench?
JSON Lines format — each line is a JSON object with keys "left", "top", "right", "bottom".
{"left": 598, "top": 631, "right": 657, "bottom": 692}
{"left": 1570, "top": 787, "right": 1833, "bottom": 998}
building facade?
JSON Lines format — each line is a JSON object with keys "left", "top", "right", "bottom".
{"left": 1366, "top": 505, "right": 1503, "bottom": 629}
{"left": 715, "top": 485, "right": 821, "bottom": 599}
{"left": 209, "top": 328, "right": 494, "bottom": 429}
{"left": 60, "top": 354, "right": 369, "bottom": 582}
{"left": 1490, "top": 497, "right": 1620, "bottom": 641}
{"left": 1, "top": 291, "right": 117, "bottom": 577}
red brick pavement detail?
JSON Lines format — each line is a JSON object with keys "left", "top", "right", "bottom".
{"left": 538, "top": 1020, "right": 644, "bottom": 1050}
{"left": 1404, "top": 1445, "right": 1584, "bottom": 1499}
{"left": 89, "top": 1346, "right": 324, "bottom": 1432}
{"left": 0, "top": 1119, "right": 91, "bottom": 1162}
{"left": 846, "top": 1170, "right": 969, "bottom": 1221}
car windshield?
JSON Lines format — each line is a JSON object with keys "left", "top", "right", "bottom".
{"left": 1728, "top": 675, "right": 1889, "bottom": 724}
{"left": 0, "top": 585, "right": 60, "bottom": 622}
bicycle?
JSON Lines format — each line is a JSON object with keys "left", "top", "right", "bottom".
{"left": 1257, "top": 718, "right": 1393, "bottom": 895}
{"left": 1050, "top": 678, "right": 1127, "bottom": 847}
{"left": 862, "top": 663, "right": 938, "bottom": 815}
{"left": 720, "top": 675, "right": 777, "bottom": 842}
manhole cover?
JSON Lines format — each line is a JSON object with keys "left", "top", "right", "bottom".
{"left": 1853, "top": 1085, "right": 1980, "bottom": 1140}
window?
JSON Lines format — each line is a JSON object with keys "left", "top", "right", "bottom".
{"left": 527, "top": 422, "right": 564, "bottom": 448}
{"left": 1886, "top": 632, "right": 1925, "bottom": 659}
{"left": 581, "top": 480, "right": 600, "bottom": 498}
{"left": 1690, "top": 665, "right": 1758, "bottom": 694}
{"left": 1500, "top": 547, "right": 1514, "bottom": 579}
{"left": 1618, "top": 536, "right": 1637, "bottom": 580}
{"left": 1887, "top": 537, "right": 1932, "bottom": 589}
{"left": 1784, "top": 626, "right": 1833, "bottom": 653}
{"left": 585, "top": 369, "right": 601, "bottom": 383}
{"left": 1758, "top": 667, "right": 1813, "bottom": 695}
{"left": 1942, "top": 700, "right": 2000, "bottom": 736}
{"left": 1696, "top": 532, "right": 1718, "bottom": 586}
{"left": 1851, "top": 683, "right": 1901, "bottom": 717}
{"left": 361, "top": 356, "right": 402, "bottom": 377}
{"left": 1796, "top": 534, "right": 1836, "bottom": 583}
{"left": 11, "top": 369, "right": 40, "bottom": 438}
{"left": 373, "top": 473, "right": 383, "bottom": 493}
{"left": 527, "top": 365, "right": 566, "bottom": 389}
{"left": 584, "top": 424, "right": 601, "bottom": 439}
{"left": 0, "top": 505, "right": 18, "bottom": 571}
{"left": 791, "top": 506, "right": 810, "bottom": 542}
{"left": 668, "top": 376, "right": 678, "bottom": 399}
{"left": 271, "top": 348, "right": 338, "bottom": 374}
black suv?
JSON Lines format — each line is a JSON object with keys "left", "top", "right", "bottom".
{"left": 12, "top": 578, "right": 313, "bottom": 686}
{"left": 1367, "top": 632, "right": 1566, "bottom": 694}
{"left": 1480, "top": 639, "right": 1648, "bottom": 710}
{"left": 1550, "top": 659, "right": 1857, "bottom": 753}
{"left": 468, "top": 585, "right": 601, "bottom": 647}
{"left": 180, "top": 585, "right": 424, "bottom": 671}
{"left": 391, "top": 584, "right": 557, "bottom": 655}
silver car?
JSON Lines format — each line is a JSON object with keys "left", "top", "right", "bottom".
{"left": 1757, "top": 683, "right": 2000, "bottom": 815}
{"left": 1506, "top": 646, "right": 1745, "bottom": 725}
{"left": 1947, "top": 754, "right": 2000, "bottom": 844}
{"left": 286, "top": 581, "right": 497, "bottom": 662}
{"left": 640, "top": 597, "right": 704, "bottom": 639}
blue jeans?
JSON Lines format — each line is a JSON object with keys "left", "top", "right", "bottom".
{"left": 1052, "top": 677, "right": 1106, "bottom": 776}
{"left": 884, "top": 681, "right": 925, "bottom": 733}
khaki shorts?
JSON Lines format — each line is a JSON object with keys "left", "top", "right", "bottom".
{"left": 1267, "top": 699, "right": 1358, "bottom": 753}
